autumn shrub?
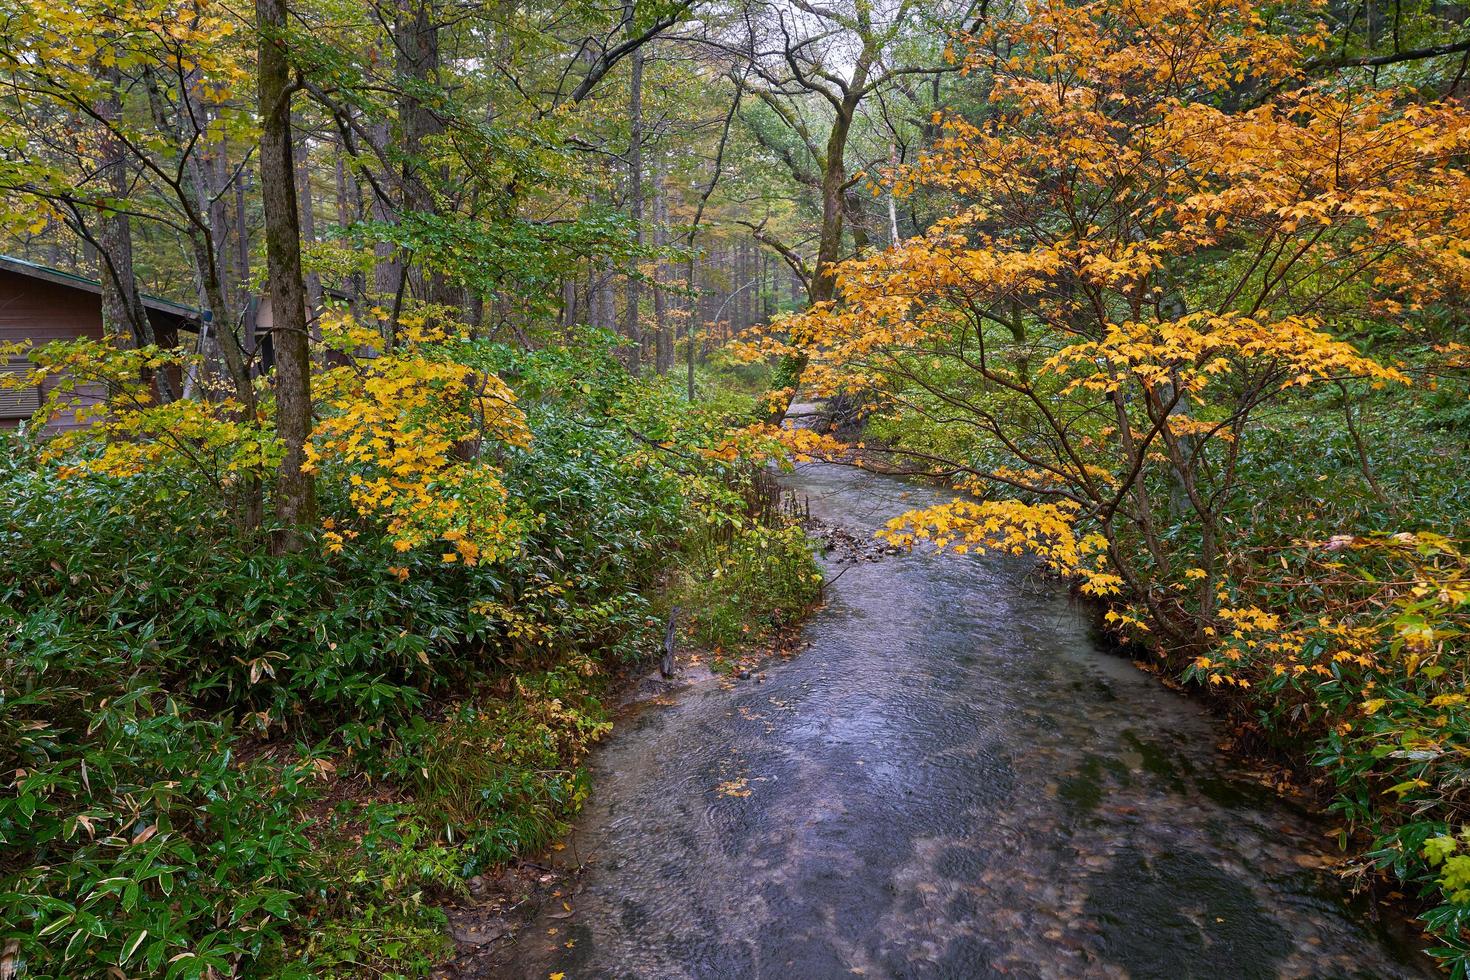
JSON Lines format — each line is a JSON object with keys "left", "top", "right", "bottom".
{"left": 1172, "top": 527, "right": 1470, "bottom": 962}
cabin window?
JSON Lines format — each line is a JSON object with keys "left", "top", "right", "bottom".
{"left": 0, "top": 356, "right": 40, "bottom": 419}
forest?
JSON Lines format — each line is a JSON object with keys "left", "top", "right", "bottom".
{"left": 0, "top": 0, "right": 1467, "bottom": 975}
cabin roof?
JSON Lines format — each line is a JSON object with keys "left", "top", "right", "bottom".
{"left": 0, "top": 254, "right": 202, "bottom": 325}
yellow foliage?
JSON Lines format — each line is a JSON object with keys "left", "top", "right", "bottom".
{"left": 724, "top": 0, "right": 1468, "bottom": 629}
{"left": 2, "top": 337, "right": 280, "bottom": 485}
{"left": 702, "top": 424, "right": 845, "bottom": 466}
{"left": 307, "top": 310, "right": 531, "bottom": 561}
{"left": 880, "top": 496, "right": 1123, "bottom": 596}
{"left": 6, "top": 309, "right": 533, "bottom": 566}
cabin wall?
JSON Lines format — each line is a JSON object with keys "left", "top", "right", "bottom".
{"left": 0, "top": 267, "right": 107, "bottom": 431}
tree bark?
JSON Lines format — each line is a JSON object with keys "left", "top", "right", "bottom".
{"left": 234, "top": 158, "right": 256, "bottom": 358}
{"left": 258, "top": 0, "right": 317, "bottom": 548}
{"left": 594, "top": 261, "right": 615, "bottom": 332}
{"left": 296, "top": 127, "right": 323, "bottom": 313}
{"left": 652, "top": 148, "right": 672, "bottom": 374}
{"left": 366, "top": 119, "right": 400, "bottom": 299}
{"left": 765, "top": 80, "right": 861, "bottom": 421}
{"left": 395, "top": 0, "right": 455, "bottom": 307}
{"left": 334, "top": 145, "right": 366, "bottom": 309}
{"left": 561, "top": 276, "right": 578, "bottom": 330}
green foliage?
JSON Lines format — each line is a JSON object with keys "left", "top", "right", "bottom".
{"left": 288, "top": 891, "right": 452, "bottom": 980}
{"left": 0, "top": 640, "right": 319, "bottom": 977}
{"left": 389, "top": 674, "right": 610, "bottom": 868}
{"left": 280, "top": 806, "right": 459, "bottom": 980}
{"left": 2, "top": 446, "right": 475, "bottom": 733}
{"left": 0, "top": 338, "right": 819, "bottom": 978}
{"left": 355, "top": 207, "right": 644, "bottom": 320}
{"left": 675, "top": 521, "right": 823, "bottom": 655}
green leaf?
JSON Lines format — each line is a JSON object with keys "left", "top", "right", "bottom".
{"left": 121, "top": 929, "right": 148, "bottom": 964}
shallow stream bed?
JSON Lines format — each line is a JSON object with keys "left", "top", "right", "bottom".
{"left": 503, "top": 462, "right": 1432, "bottom": 979}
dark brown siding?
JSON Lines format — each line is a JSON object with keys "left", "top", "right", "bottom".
{"left": 0, "top": 266, "right": 106, "bottom": 344}
{"left": 0, "top": 267, "right": 107, "bottom": 431}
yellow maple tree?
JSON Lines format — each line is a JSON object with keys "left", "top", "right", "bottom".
{"left": 737, "top": 0, "right": 1470, "bottom": 647}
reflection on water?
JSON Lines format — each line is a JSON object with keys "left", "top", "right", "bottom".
{"left": 503, "top": 463, "right": 1431, "bottom": 979}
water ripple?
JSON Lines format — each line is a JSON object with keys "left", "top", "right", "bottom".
{"left": 500, "top": 463, "right": 1433, "bottom": 980}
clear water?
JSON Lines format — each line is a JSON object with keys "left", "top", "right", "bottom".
{"left": 503, "top": 463, "right": 1431, "bottom": 979}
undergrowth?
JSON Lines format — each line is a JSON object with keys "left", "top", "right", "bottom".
{"left": 0, "top": 335, "right": 821, "bottom": 978}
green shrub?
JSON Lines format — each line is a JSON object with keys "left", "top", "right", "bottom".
{"left": 0, "top": 336, "right": 819, "bottom": 977}
{"left": 0, "top": 660, "right": 319, "bottom": 978}
{"left": 676, "top": 520, "right": 823, "bottom": 654}
{"left": 388, "top": 672, "right": 610, "bottom": 868}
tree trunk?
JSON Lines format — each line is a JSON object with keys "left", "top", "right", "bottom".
{"left": 760, "top": 250, "right": 771, "bottom": 321}
{"left": 766, "top": 105, "right": 856, "bottom": 420}
{"left": 594, "top": 262, "right": 615, "bottom": 332}
{"left": 296, "top": 127, "right": 323, "bottom": 313}
{"left": 94, "top": 64, "right": 159, "bottom": 357}
{"left": 234, "top": 159, "right": 257, "bottom": 360}
{"left": 258, "top": 0, "right": 317, "bottom": 548}
{"left": 685, "top": 251, "right": 699, "bottom": 400}
{"left": 209, "top": 140, "right": 235, "bottom": 317}
{"left": 652, "top": 149, "right": 671, "bottom": 374}
{"left": 395, "top": 0, "right": 455, "bottom": 307}
{"left": 623, "top": 37, "right": 645, "bottom": 374}
{"left": 367, "top": 120, "right": 399, "bottom": 298}
{"left": 334, "top": 146, "right": 365, "bottom": 309}
{"left": 561, "top": 276, "right": 577, "bottom": 331}
{"left": 887, "top": 142, "right": 901, "bottom": 245}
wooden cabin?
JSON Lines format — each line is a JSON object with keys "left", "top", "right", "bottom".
{"left": 0, "top": 255, "right": 200, "bottom": 431}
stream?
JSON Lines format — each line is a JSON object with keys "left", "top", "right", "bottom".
{"left": 503, "top": 461, "right": 1432, "bottom": 979}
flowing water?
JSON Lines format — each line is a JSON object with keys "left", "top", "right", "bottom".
{"left": 504, "top": 462, "right": 1431, "bottom": 979}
